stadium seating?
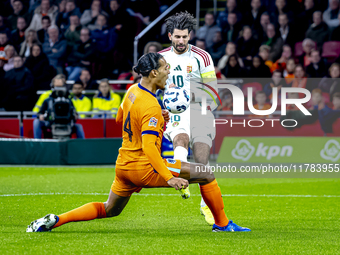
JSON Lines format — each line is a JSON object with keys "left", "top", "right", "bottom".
{"left": 0, "top": 119, "right": 20, "bottom": 138}
{"left": 294, "top": 42, "right": 304, "bottom": 57}
{"left": 321, "top": 41, "right": 340, "bottom": 62}
{"left": 322, "top": 92, "right": 331, "bottom": 104}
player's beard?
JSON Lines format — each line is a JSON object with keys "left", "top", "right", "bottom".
{"left": 172, "top": 41, "right": 188, "bottom": 53}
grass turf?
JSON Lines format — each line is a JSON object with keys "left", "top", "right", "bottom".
{"left": 0, "top": 166, "right": 339, "bottom": 254}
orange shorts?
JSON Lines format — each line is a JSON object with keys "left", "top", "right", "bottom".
{"left": 111, "top": 158, "right": 182, "bottom": 197}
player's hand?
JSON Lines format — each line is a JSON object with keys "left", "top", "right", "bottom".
{"left": 169, "top": 83, "right": 176, "bottom": 88}
{"left": 162, "top": 109, "right": 170, "bottom": 123}
{"left": 167, "top": 177, "right": 189, "bottom": 190}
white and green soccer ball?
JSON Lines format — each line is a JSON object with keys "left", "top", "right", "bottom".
{"left": 163, "top": 87, "right": 190, "bottom": 114}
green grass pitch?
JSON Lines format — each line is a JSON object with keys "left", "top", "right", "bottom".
{"left": 1, "top": 166, "right": 339, "bottom": 254}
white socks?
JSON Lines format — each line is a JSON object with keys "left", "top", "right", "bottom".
{"left": 173, "top": 146, "right": 188, "bottom": 162}
{"left": 200, "top": 197, "right": 207, "bottom": 207}
{"left": 173, "top": 145, "right": 208, "bottom": 209}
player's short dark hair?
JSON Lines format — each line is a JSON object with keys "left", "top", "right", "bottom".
{"left": 73, "top": 80, "right": 84, "bottom": 87}
{"left": 311, "top": 88, "right": 322, "bottom": 95}
{"left": 81, "top": 68, "right": 91, "bottom": 74}
{"left": 99, "top": 78, "right": 110, "bottom": 87}
{"left": 52, "top": 74, "right": 66, "bottom": 86}
{"left": 256, "top": 90, "right": 266, "bottom": 96}
{"left": 165, "top": 11, "right": 196, "bottom": 34}
{"left": 205, "top": 11, "right": 214, "bottom": 17}
{"left": 133, "top": 53, "right": 164, "bottom": 77}
{"left": 332, "top": 92, "right": 340, "bottom": 101}
{"left": 273, "top": 69, "right": 283, "bottom": 76}
{"left": 42, "top": 16, "right": 51, "bottom": 22}
{"left": 295, "top": 64, "right": 305, "bottom": 72}
{"left": 261, "top": 12, "right": 270, "bottom": 17}
{"left": 310, "top": 49, "right": 320, "bottom": 55}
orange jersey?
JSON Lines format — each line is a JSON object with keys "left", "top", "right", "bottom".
{"left": 115, "top": 83, "right": 164, "bottom": 171}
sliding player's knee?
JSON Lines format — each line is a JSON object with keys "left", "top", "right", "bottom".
{"left": 193, "top": 142, "right": 211, "bottom": 165}
{"left": 104, "top": 204, "right": 123, "bottom": 217}
{"left": 204, "top": 169, "right": 215, "bottom": 183}
{"left": 173, "top": 133, "right": 189, "bottom": 148}
{"left": 195, "top": 163, "right": 215, "bottom": 183}
{"left": 104, "top": 201, "right": 123, "bottom": 217}
{"left": 194, "top": 154, "right": 209, "bottom": 165}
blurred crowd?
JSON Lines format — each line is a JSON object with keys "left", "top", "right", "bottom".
{"left": 0, "top": 0, "right": 339, "bottom": 131}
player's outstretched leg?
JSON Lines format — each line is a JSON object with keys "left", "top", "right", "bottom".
{"left": 26, "top": 191, "right": 130, "bottom": 232}
{"left": 193, "top": 142, "right": 214, "bottom": 225}
{"left": 180, "top": 162, "right": 251, "bottom": 232}
{"left": 172, "top": 133, "right": 191, "bottom": 199}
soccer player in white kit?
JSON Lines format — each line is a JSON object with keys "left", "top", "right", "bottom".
{"left": 159, "top": 12, "right": 217, "bottom": 225}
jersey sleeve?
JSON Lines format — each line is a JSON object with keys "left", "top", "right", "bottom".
{"left": 200, "top": 52, "right": 217, "bottom": 80}
{"left": 141, "top": 106, "right": 162, "bottom": 137}
{"left": 141, "top": 106, "right": 173, "bottom": 182}
{"left": 199, "top": 52, "right": 219, "bottom": 110}
{"left": 33, "top": 92, "right": 50, "bottom": 113}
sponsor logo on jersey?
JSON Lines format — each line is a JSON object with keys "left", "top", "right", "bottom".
{"left": 172, "top": 121, "right": 179, "bottom": 127}
{"left": 128, "top": 92, "right": 136, "bottom": 103}
{"left": 174, "top": 65, "right": 182, "bottom": 71}
{"left": 166, "top": 158, "right": 177, "bottom": 164}
{"left": 148, "top": 117, "right": 158, "bottom": 127}
{"left": 187, "top": 65, "right": 192, "bottom": 73}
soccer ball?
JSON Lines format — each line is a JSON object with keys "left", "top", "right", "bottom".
{"left": 163, "top": 87, "right": 190, "bottom": 114}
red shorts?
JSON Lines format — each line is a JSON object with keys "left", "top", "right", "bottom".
{"left": 111, "top": 158, "right": 181, "bottom": 197}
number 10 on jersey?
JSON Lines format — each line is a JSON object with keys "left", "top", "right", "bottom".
{"left": 172, "top": 75, "right": 184, "bottom": 88}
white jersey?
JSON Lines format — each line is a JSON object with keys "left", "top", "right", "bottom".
{"left": 159, "top": 44, "right": 217, "bottom": 148}
{"left": 159, "top": 44, "right": 216, "bottom": 91}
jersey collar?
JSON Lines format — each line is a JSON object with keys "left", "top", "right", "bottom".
{"left": 73, "top": 94, "right": 85, "bottom": 100}
{"left": 188, "top": 44, "right": 192, "bottom": 52}
{"left": 98, "top": 91, "right": 111, "bottom": 100}
{"left": 171, "top": 44, "right": 192, "bottom": 55}
{"left": 138, "top": 83, "right": 156, "bottom": 98}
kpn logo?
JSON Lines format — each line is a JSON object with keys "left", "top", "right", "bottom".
{"left": 320, "top": 140, "right": 340, "bottom": 162}
{"left": 231, "top": 139, "right": 293, "bottom": 161}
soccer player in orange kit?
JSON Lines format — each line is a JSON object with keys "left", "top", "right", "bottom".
{"left": 26, "top": 53, "right": 250, "bottom": 233}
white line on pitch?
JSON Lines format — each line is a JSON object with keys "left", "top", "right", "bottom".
{"left": 0, "top": 193, "right": 339, "bottom": 198}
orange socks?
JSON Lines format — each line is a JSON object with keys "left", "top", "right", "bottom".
{"left": 53, "top": 202, "right": 106, "bottom": 228}
{"left": 200, "top": 179, "right": 229, "bottom": 227}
